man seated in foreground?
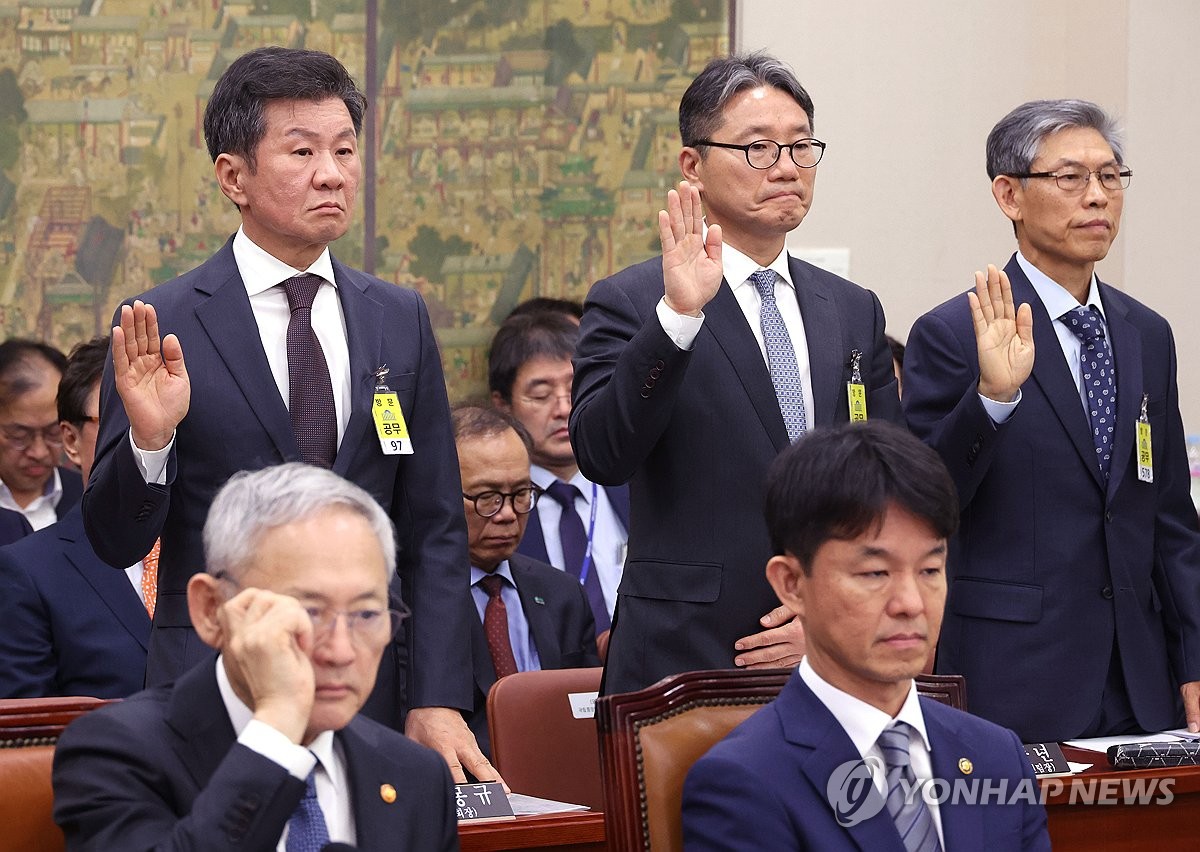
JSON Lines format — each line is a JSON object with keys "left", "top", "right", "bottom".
{"left": 683, "top": 421, "right": 1049, "bottom": 851}
{"left": 52, "top": 463, "right": 458, "bottom": 851}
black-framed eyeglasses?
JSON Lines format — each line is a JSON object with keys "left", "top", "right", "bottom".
{"left": 213, "top": 571, "right": 408, "bottom": 645}
{"left": 1007, "top": 166, "right": 1132, "bottom": 194}
{"left": 692, "top": 138, "right": 826, "bottom": 169}
{"left": 0, "top": 422, "right": 64, "bottom": 451}
{"left": 462, "top": 485, "right": 542, "bottom": 518}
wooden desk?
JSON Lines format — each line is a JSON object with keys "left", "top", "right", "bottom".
{"left": 1043, "top": 746, "right": 1200, "bottom": 850}
{"left": 458, "top": 810, "right": 605, "bottom": 852}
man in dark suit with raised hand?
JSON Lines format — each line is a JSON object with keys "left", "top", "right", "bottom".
{"left": 83, "top": 46, "right": 491, "bottom": 782}
{"left": 683, "top": 421, "right": 1049, "bottom": 851}
{"left": 903, "top": 99, "right": 1200, "bottom": 742}
{"left": 454, "top": 405, "right": 599, "bottom": 758}
{"left": 54, "top": 463, "right": 458, "bottom": 851}
{"left": 0, "top": 336, "right": 150, "bottom": 698}
{"left": 570, "top": 52, "right": 901, "bottom": 695}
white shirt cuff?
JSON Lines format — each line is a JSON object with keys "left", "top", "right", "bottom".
{"left": 129, "top": 429, "right": 173, "bottom": 485}
{"left": 656, "top": 297, "right": 704, "bottom": 350}
{"left": 238, "top": 719, "right": 316, "bottom": 781}
{"left": 979, "top": 388, "right": 1021, "bottom": 424}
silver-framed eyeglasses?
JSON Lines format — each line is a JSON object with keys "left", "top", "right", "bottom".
{"left": 213, "top": 571, "right": 408, "bottom": 645}
{"left": 462, "top": 485, "right": 542, "bottom": 518}
{"left": 692, "top": 138, "right": 826, "bottom": 169}
{"left": 1008, "top": 166, "right": 1132, "bottom": 194}
{"left": 0, "top": 422, "right": 64, "bottom": 451}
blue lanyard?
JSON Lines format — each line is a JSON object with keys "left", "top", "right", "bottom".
{"left": 578, "top": 482, "right": 599, "bottom": 586}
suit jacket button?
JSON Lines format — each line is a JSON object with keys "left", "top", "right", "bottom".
{"left": 1105, "top": 510, "right": 1113, "bottom": 523}
{"left": 1101, "top": 586, "right": 1114, "bottom": 600}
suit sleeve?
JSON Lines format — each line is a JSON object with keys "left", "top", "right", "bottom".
{"left": 864, "top": 289, "right": 903, "bottom": 424}
{"left": 570, "top": 272, "right": 694, "bottom": 485}
{"left": 53, "top": 709, "right": 303, "bottom": 852}
{"left": 0, "top": 550, "right": 55, "bottom": 697}
{"left": 682, "top": 751, "right": 804, "bottom": 851}
{"left": 83, "top": 302, "right": 173, "bottom": 570}
{"left": 391, "top": 293, "right": 474, "bottom": 711}
{"left": 903, "top": 303, "right": 1013, "bottom": 509}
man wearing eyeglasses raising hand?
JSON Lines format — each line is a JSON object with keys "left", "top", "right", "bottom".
{"left": 904, "top": 99, "right": 1200, "bottom": 743}
{"left": 571, "top": 52, "right": 901, "bottom": 696}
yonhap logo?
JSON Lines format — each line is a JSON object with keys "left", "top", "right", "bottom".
{"left": 826, "top": 757, "right": 886, "bottom": 826}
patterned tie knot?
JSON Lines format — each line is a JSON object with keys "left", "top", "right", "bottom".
{"left": 480, "top": 573, "right": 506, "bottom": 599}
{"left": 1064, "top": 306, "right": 1106, "bottom": 347}
{"left": 545, "top": 479, "right": 581, "bottom": 509}
{"left": 750, "top": 268, "right": 777, "bottom": 301}
{"left": 283, "top": 273, "right": 324, "bottom": 313}
{"left": 878, "top": 721, "right": 915, "bottom": 773}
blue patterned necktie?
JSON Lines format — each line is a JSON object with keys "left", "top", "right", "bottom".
{"left": 286, "top": 765, "right": 331, "bottom": 852}
{"left": 878, "top": 722, "right": 941, "bottom": 852}
{"left": 544, "top": 480, "right": 611, "bottom": 633}
{"left": 1062, "top": 306, "right": 1116, "bottom": 478}
{"left": 750, "top": 269, "right": 807, "bottom": 442}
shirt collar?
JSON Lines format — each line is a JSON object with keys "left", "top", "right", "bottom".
{"left": 0, "top": 466, "right": 62, "bottom": 508}
{"left": 799, "top": 657, "right": 932, "bottom": 757}
{"left": 1015, "top": 251, "right": 1104, "bottom": 321}
{"left": 471, "top": 559, "right": 516, "bottom": 587}
{"left": 529, "top": 464, "right": 595, "bottom": 502}
{"left": 723, "top": 242, "right": 795, "bottom": 293}
{"left": 233, "top": 226, "right": 337, "bottom": 296}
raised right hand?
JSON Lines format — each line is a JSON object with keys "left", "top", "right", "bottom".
{"left": 969, "top": 264, "right": 1034, "bottom": 403}
{"left": 112, "top": 300, "right": 190, "bottom": 451}
{"left": 659, "top": 181, "right": 723, "bottom": 317}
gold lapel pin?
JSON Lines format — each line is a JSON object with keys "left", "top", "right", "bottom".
{"left": 380, "top": 783, "right": 397, "bottom": 804}
{"left": 958, "top": 758, "right": 973, "bottom": 775}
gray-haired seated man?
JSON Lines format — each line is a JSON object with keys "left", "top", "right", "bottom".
{"left": 52, "top": 463, "right": 458, "bottom": 851}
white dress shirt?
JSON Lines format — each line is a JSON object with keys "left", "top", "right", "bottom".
{"left": 0, "top": 468, "right": 63, "bottom": 531}
{"left": 216, "top": 656, "right": 356, "bottom": 849}
{"left": 528, "top": 464, "right": 626, "bottom": 617}
{"left": 656, "top": 243, "right": 815, "bottom": 424}
{"left": 132, "top": 227, "right": 352, "bottom": 483}
{"left": 799, "top": 657, "right": 945, "bottom": 849}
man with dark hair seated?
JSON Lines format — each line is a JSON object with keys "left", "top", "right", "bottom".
{"left": 53, "top": 463, "right": 457, "bottom": 851}
{"left": 683, "top": 421, "right": 1049, "bottom": 851}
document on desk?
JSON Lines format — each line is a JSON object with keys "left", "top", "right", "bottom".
{"left": 507, "top": 793, "right": 590, "bottom": 815}
{"left": 1065, "top": 728, "right": 1200, "bottom": 754}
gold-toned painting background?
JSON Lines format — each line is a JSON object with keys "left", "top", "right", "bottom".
{"left": 0, "top": 0, "right": 731, "bottom": 399}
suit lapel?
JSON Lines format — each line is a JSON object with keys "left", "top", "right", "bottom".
{"left": 56, "top": 467, "right": 83, "bottom": 519}
{"left": 703, "top": 281, "right": 790, "bottom": 451}
{"left": 779, "top": 676, "right": 906, "bottom": 852}
{"left": 192, "top": 242, "right": 295, "bottom": 460}
{"left": 924, "top": 702, "right": 984, "bottom": 850}
{"left": 61, "top": 510, "right": 151, "bottom": 649}
{"left": 331, "top": 260, "right": 384, "bottom": 476}
{"left": 787, "top": 256, "right": 845, "bottom": 425}
{"left": 516, "top": 506, "right": 551, "bottom": 563}
{"left": 1005, "top": 259, "right": 1105, "bottom": 490}
{"left": 1099, "top": 283, "right": 1141, "bottom": 497}
{"left": 340, "top": 721, "right": 404, "bottom": 849}
{"left": 164, "top": 660, "right": 238, "bottom": 790}
{"left": 511, "top": 556, "right": 561, "bottom": 668}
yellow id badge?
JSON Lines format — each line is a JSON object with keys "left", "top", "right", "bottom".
{"left": 846, "top": 348, "right": 868, "bottom": 421}
{"left": 373, "top": 389, "right": 412, "bottom": 456}
{"left": 1136, "top": 393, "right": 1153, "bottom": 483}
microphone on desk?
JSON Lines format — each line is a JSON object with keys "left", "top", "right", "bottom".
{"left": 1108, "top": 740, "right": 1200, "bottom": 768}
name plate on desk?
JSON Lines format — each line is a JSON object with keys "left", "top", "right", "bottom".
{"left": 455, "top": 782, "right": 516, "bottom": 822}
{"left": 1025, "top": 742, "right": 1072, "bottom": 777}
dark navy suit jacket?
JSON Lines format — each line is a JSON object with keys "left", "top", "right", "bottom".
{"left": 683, "top": 672, "right": 1050, "bottom": 851}
{"left": 0, "top": 466, "right": 83, "bottom": 547}
{"left": 52, "top": 657, "right": 458, "bottom": 852}
{"left": 467, "top": 553, "right": 600, "bottom": 757}
{"left": 83, "top": 239, "right": 472, "bottom": 723}
{"left": 0, "top": 507, "right": 31, "bottom": 547}
{"left": 904, "top": 255, "right": 1200, "bottom": 741}
{"left": 571, "top": 255, "right": 901, "bottom": 694}
{"left": 0, "top": 505, "right": 149, "bottom": 698}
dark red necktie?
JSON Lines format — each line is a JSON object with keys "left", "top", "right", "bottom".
{"left": 481, "top": 574, "right": 519, "bottom": 679}
{"left": 282, "top": 274, "right": 337, "bottom": 468}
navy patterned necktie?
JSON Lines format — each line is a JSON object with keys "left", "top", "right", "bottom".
{"left": 544, "top": 480, "right": 610, "bottom": 632}
{"left": 286, "top": 764, "right": 331, "bottom": 852}
{"left": 750, "top": 269, "right": 808, "bottom": 442}
{"left": 1062, "top": 306, "right": 1116, "bottom": 478}
{"left": 282, "top": 274, "right": 337, "bottom": 468}
{"left": 878, "top": 722, "right": 941, "bottom": 852}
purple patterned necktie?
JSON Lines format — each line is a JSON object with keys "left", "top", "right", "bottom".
{"left": 544, "top": 480, "right": 610, "bottom": 632}
{"left": 878, "top": 722, "right": 941, "bottom": 852}
{"left": 750, "top": 269, "right": 807, "bottom": 442}
{"left": 285, "top": 765, "right": 331, "bottom": 852}
{"left": 1062, "top": 305, "right": 1116, "bottom": 478}
{"left": 282, "top": 274, "right": 337, "bottom": 468}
